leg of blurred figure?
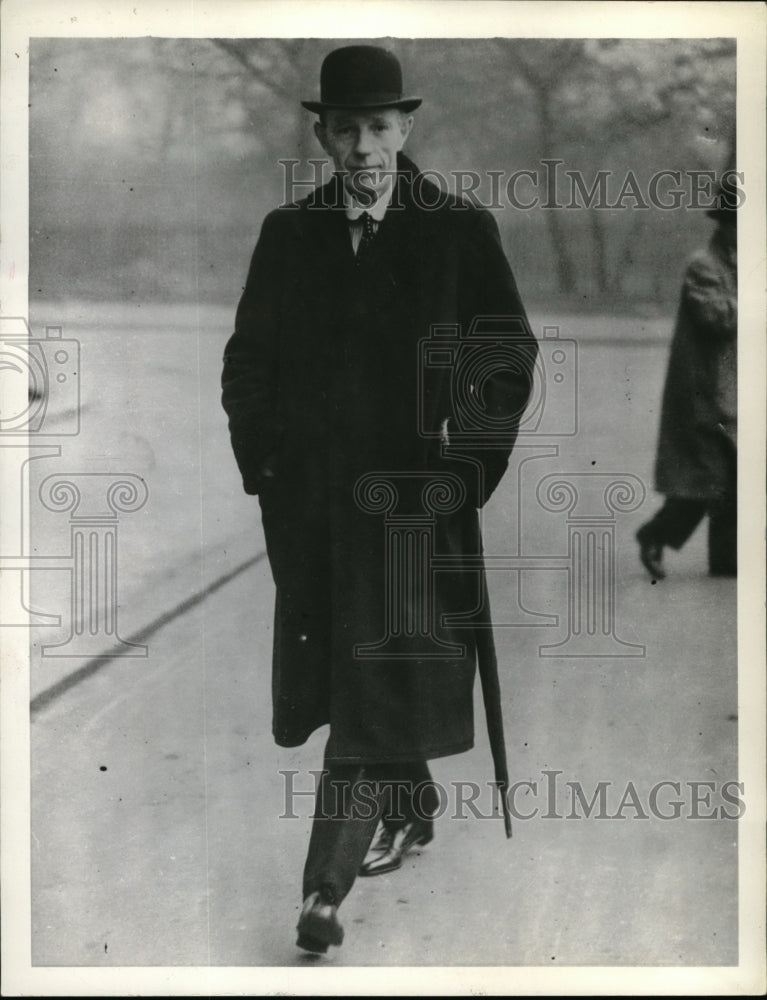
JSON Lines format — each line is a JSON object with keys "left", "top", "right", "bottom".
{"left": 708, "top": 448, "right": 737, "bottom": 577}
{"left": 708, "top": 498, "right": 737, "bottom": 576}
{"left": 636, "top": 498, "right": 707, "bottom": 578}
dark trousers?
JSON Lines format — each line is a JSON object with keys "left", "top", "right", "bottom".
{"left": 637, "top": 494, "right": 737, "bottom": 575}
{"left": 302, "top": 748, "right": 438, "bottom": 906}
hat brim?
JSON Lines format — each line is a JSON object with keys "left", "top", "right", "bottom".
{"left": 302, "top": 97, "right": 422, "bottom": 113}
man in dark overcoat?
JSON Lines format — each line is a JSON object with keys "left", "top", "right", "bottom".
{"left": 221, "top": 45, "right": 537, "bottom": 953}
{"left": 636, "top": 186, "right": 737, "bottom": 579}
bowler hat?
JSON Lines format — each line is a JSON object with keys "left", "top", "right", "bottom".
{"left": 302, "top": 45, "right": 421, "bottom": 113}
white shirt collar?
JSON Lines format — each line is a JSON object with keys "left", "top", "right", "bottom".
{"left": 343, "top": 173, "right": 394, "bottom": 222}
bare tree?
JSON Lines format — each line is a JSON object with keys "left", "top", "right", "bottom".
{"left": 210, "top": 39, "right": 319, "bottom": 164}
{"left": 500, "top": 40, "right": 585, "bottom": 294}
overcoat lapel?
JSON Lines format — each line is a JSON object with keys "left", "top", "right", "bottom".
{"left": 299, "top": 176, "right": 356, "bottom": 277}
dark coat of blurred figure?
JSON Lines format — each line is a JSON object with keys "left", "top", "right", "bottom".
{"left": 637, "top": 190, "right": 737, "bottom": 579}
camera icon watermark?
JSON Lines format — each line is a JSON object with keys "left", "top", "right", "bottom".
{"left": 523, "top": 325, "right": 578, "bottom": 436}
{"left": 418, "top": 316, "right": 577, "bottom": 443}
{"left": 0, "top": 314, "right": 149, "bottom": 659}
{"left": 0, "top": 316, "right": 80, "bottom": 435}
{"left": 354, "top": 312, "right": 645, "bottom": 660}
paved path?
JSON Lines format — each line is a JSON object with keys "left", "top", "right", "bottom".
{"left": 25, "top": 302, "right": 738, "bottom": 967}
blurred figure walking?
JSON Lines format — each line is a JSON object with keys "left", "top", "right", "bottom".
{"left": 637, "top": 178, "right": 738, "bottom": 579}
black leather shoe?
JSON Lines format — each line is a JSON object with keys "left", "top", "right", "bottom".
{"left": 637, "top": 534, "right": 665, "bottom": 579}
{"left": 358, "top": 819, "right": 433, "bottom": 877}
{"left": 296, "top": 887, "right": 344, "bottom": 954}
{"left": 364, "top": 823, "right": 395, "bottom": 858}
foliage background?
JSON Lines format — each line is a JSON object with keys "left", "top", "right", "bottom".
{"left": 30, "top": 37, "right": 735, "bottom": 311}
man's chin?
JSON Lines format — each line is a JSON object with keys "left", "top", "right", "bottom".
{"left": 343, "top": 169, "right": 395, "bottom": 203}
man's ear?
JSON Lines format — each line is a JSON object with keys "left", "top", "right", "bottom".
{"left": 399, "top": 114, "right": 414, "bottom": 145}
{"left": 313, "top": 120, "right": 329, "bottom": 153}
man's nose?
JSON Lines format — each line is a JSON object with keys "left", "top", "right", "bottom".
{"left": 352, "top": 128, "right": 375, "bottom": 158}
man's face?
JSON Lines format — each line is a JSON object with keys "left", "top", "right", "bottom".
{"left": 314, "top": 107, "right": 413, "bottom": 202}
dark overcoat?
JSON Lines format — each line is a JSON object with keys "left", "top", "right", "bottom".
{"left": 222, "top": 154, "right": 537, "bottom": 765}
{"left": 655, "top": 226, "right": 737, "bottom": 500}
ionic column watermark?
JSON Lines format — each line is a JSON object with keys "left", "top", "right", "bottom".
{"left": 38, "top": 473, "right": 149, "bottom": 657}
{"left": 353, "top": 471, "right": 467, "bottom": 659}
{"left": 536, "top": 473, "right": 645, "bottom": 657}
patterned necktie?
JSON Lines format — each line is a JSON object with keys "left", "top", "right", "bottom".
{"left": 355, "top": 211, "right": 377, "bottom": 265}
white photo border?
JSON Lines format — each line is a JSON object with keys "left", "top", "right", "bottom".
{"left": 1, "top": 1, "right": 764, "bottom": 995}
